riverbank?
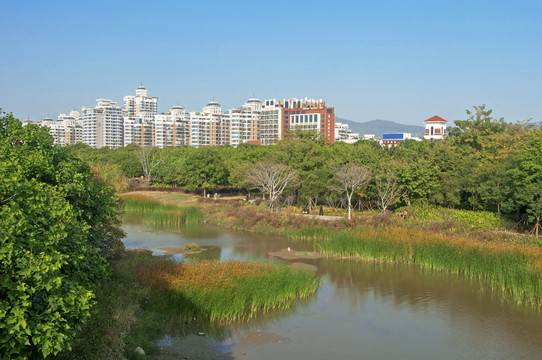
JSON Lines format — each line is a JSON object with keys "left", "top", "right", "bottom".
{"left": 62, "top": 248, "right": 319, "bottom": 359}
{"left": 120, "top": 191, "right": 542, "bottom": 308}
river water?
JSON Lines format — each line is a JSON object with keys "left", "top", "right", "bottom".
{"left": 123, "top": 220, "right": 542, "bottom": 359}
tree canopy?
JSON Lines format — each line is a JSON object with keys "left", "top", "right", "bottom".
{"left": 0, "top": 111, "right": 124, "bottom": 358}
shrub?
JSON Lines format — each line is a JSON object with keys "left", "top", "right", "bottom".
{"left": 184, "top": 243, "right": 200, "bottom": 252}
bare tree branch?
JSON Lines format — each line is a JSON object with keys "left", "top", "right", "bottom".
{"left": 245, "top": 162, "right": 298, "bottom": 210}
{"left": 331, "top": 164, "right": 372, "bottom": 219}
{"left": 135, "top": 146, "right": 164, "bottom": 185}
{"left": 375, "top": 173, "right": 403, "bottom": 212}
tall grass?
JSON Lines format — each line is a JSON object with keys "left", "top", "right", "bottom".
{"left": 122, "top": 197, "right": 203, "bottom": 226}
{"left": 315, "top": 226, "right": 542, "bottom": 307}
{"left": 132, "top": 253, "right": 320, "bottom": 322}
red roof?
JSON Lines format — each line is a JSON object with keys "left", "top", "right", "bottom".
{"left": 424, "top": 115, "right": 448, "bottom": 123}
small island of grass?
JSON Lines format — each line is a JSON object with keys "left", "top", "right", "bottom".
{"left": 132, "top": 251, "right": 320, "bottom": 322}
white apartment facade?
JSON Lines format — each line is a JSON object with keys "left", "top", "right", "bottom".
{"left": 259, "top": 99, "right": 283, "bottom": 145}
{"left": 228, "top": 97, "right": 261, "bottom": 147}
{"left": 123, "top": 85, "right": 158, "bottom": 147}
{"left": 37, "top": 110, "right": 83, "bottom": 146}
{"left": 81, "top": 99, "right": 124, "bottom": 149}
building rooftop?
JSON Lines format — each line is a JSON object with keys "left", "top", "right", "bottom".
{"left": 424, "top": 115, "right": 448, "bottom": 123}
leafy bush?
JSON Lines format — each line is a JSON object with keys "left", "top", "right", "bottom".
{"left": 406, "top": 204, "right": 505, "bottom": 231}
{"left": 0, "top": 113, "right": 123, "bottom": 358}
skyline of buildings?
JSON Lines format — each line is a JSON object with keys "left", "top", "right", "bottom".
{"left": 28, "top": 84, "right": 444, "bottom": 149}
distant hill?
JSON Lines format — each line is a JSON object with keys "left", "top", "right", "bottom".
{"left": 336, "top": 118, "right": 425, "bottom": 138}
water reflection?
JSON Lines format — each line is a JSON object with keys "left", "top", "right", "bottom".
{"left": 122, "top": 220, "right": 542, "bottom": 360}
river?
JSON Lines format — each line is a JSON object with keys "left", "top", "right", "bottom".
{"left": 123, "top": 220, "right": 542, "bottom": 359}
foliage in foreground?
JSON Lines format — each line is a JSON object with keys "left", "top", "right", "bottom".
{"left": 57, "top": 253, "right": 149, "bottom": 360}
{"left": 133, "top": 253, "right": 320, "bottom": 322}
{"left": 0, "top": 112, "right": 124, "bottom": 358}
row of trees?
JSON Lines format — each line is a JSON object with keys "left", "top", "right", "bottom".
{"left": 70, "top": 106, "right": 542, "bottom": 235}
{"left": 0, "top": 111, "right": 124, "bottom": 358}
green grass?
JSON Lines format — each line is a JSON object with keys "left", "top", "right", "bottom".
{"left": 314, "top": 226, "right": 542, "bottom": 307}
{"left": 133, "top": 253, "right": 320, "bottom": 323}
{"left": 123, "top": 198, "right": 204, "bottom": 226}
{"left": 61, "top": 250, "right": 319, "bottom": 359}
{"left": 281, "top": 226, "right": 331, "bottom": 240}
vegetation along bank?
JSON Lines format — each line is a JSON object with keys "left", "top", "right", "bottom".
{"left": 122, "top": 192, "right": 542, "bottom": 309}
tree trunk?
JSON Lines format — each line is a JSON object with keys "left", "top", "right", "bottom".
{"left": 347, "top": 194, "right": 352, "bottom": 220}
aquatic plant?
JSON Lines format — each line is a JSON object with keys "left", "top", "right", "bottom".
{"left": 122, "top": 198, "right": 203, "bottom": 226}
{"left": 314, "top": 226, "right": 542, "bottom": 307}
{"left": 132, "top": 253, "right": 320, "bottom": 322}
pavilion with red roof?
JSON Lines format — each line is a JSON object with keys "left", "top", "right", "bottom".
{"left": 423, "top": 115, "right": 448, "bottom": 141}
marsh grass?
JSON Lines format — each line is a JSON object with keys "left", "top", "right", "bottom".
{"left": 132, "top": 252, "right": 320, "bottom": 322}
{"left": 315, "top": 226, "right": 542, "bottom": 307}
{"left": 119, "top": 192, "right": 542, "bottom": 308}
{"left": 122, "top": 198, "right": 203, "bottom": 226}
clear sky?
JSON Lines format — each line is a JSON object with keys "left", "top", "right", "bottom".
{"left": 1, "top": 0, "right": 540, "bottom": 126}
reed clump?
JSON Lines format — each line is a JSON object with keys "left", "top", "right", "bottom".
{"left": 132, "top": 253, "right": 320, "bottom": 322}
{"left": 122, "top": 198, "right": 203, "bottom": 226}
{"left": 315, "top": 225, "right": 542, "bottom": 307}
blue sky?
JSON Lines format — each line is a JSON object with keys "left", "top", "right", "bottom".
{"left": 1, "top": 0, "right": 540, "bottom": 125}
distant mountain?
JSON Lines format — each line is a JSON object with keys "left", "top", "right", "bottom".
{"left": 336, "top": 118, "right": 425, "bottom": 138}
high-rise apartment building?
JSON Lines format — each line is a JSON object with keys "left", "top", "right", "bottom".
{"left": 40, "top": 89, "right": 337, "bottom": 148}
{"left": 123, "top": 85, "right": 158, "bottom": 147}
{"left": 228, "top": 97, "right": 261, "bottom": 146}
{"left": 188, "top": 99, "right": 230, "bottom": 147}
{"left": 123, "top": 84, "right": 158, "bottom": 117}
{"left": 153, "top": 105, "right": 191, "bottom": 148}
{"left": 37, "top": 110, "right": 82, "bottom": 146}
{"left": 81, "top": 99, "right": 124, "bottom": 148}
{"left": 259, "top": 99, "right": 283, "bottom": 145}
{"left": 39, "top": 117, "right": 66, "bottom": 146}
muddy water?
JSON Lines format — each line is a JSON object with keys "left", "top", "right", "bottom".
{"left": 123, "top": 221, "right": 542, "bottom": 359}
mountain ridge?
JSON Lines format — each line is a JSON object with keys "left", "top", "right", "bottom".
{"left": 336, "top": 117, "right": 425, "bottom": 138}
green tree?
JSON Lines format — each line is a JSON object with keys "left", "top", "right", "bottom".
{"left": 180, "top": 146, "right": 229, "bottom": 197}
{"left": 449, "top": 105, "right": 509, "bottom": 151}
{"left": 511, "top": 129, "right": 542, "bottom": 237}
{"left": 276, "top": 130, "right": 330, "bottom": 209}
{"left": 0, "top": 112, "right": 123, "bottom": 358}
